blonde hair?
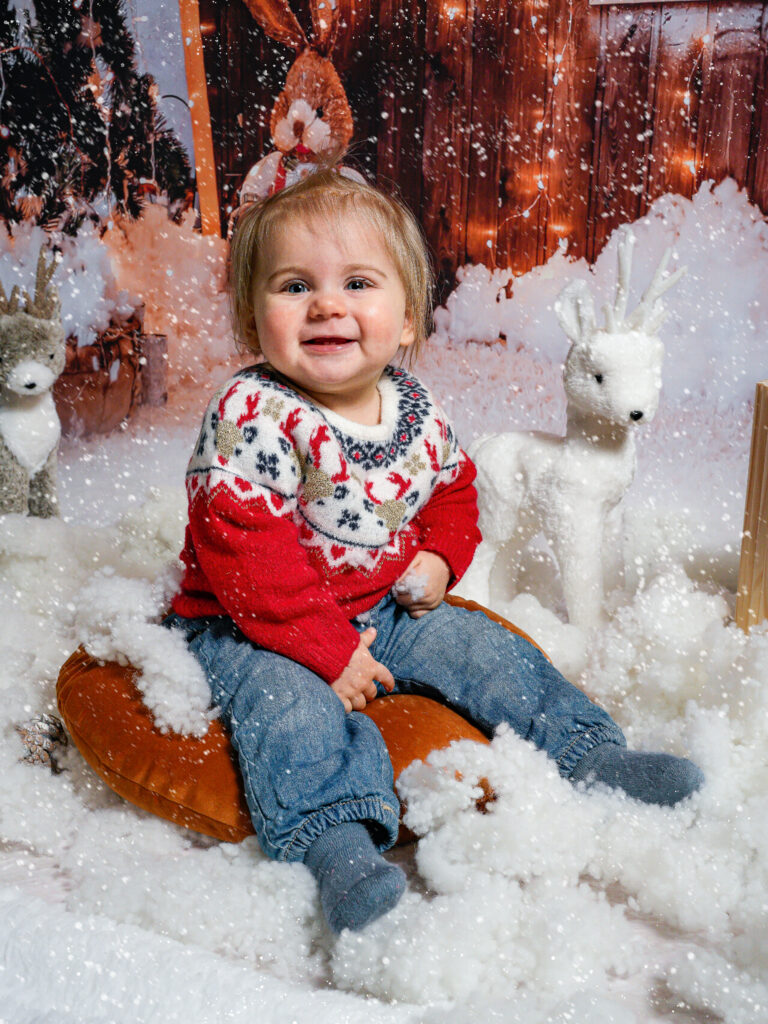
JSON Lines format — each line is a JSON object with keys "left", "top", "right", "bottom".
{"left": 229, "top": 170, "right": 434, "bottom": 365}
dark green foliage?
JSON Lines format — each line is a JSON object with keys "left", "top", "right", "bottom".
{"left": 0, "top": 0, "right": 191, "bottom": 233}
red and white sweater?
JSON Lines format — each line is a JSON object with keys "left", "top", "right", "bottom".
{"left": 172, "top": 363, "right": 482, "bottom": 683}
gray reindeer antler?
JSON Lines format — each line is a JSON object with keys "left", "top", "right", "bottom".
{"left": 0, "top": 277, "right": 22, "bottom": 315}
{"left": 21, "top": 246, "right": 60, "bottom": 320}
{"left": 602, "top": 228, "right": 686, "bottom": 335}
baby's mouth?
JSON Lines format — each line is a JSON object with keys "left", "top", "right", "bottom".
{"left": 302, "top": 337, "right": 355, "bottom": 348}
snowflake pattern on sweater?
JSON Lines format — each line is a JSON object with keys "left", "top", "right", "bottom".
{"left": 187, "top": 363, "right": 464, "bottom": 572}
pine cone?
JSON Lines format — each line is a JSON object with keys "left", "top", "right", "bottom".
{"left": 15, "top": 714, "right": 68, "bottom": 773}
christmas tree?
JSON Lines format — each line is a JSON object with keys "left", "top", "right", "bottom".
{"left": 0, "top": 0, "right": 191, "bottom": 234}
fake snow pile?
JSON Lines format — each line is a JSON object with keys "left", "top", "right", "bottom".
{"left": 103, "top": 205, "right": 236, "bottom": 390}
{"left": 0, "top": 179, "right": 765, "bottom": 1023}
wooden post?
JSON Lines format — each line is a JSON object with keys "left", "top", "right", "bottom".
{"left": 736, "top": 381, "right": 768, "bottom": 632}
{"left": 178, "top": 0, "right": 221, "bottom": 237}
{"left": 138, "top": 334, "right": 168, "bottom": 407}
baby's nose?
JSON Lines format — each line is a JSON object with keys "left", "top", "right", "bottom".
{"left": 309, "top": 291, "right": 347, "bottom": 317}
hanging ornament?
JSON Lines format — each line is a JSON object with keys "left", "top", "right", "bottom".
{"left": 78, "top": 14, "right": 104, "bottom": 48}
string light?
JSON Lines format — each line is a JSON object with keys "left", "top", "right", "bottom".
{"left": 674, "top": 33, "right": 710, "bottom": 183}
{"left": 499, "top": 0, "right": 711, "bottom": 246}
{"left": 497, "top": 0, "right": 574, "bottom": 239}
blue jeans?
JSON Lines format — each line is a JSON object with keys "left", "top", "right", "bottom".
{"left": 163, "top": 594, "right": 624, "bottom": 862}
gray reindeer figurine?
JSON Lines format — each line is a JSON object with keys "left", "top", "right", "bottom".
{"left": 0, "top": 247, "right": 66, "bottom": 517}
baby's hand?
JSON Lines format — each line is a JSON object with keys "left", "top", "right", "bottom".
{"left": 392, "top": 550, "right": 451, "bottom": 618}
{"left": 331, "top": 627, "right": 395, "bottom": 713}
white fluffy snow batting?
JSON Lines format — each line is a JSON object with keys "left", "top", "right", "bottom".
{"left": 1, "top": 180, "right": 767, "bottom": 1023}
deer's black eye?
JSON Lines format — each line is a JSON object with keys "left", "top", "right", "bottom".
{"left": 315, "top": 107, "right": 324, "bottom": 119}
{"left": 594, "top": 373, "right": 603, "bottom": 384}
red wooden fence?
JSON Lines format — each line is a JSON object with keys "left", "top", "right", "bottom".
{"left": 196, "top": 0, "right": 768, "bottom": 289}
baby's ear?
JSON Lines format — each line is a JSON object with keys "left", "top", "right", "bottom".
{"left": 241, "top": 314, "right": 261, "bottom": 354}
{"left": 400, "top": 312, "right": 416, "bottom": 350}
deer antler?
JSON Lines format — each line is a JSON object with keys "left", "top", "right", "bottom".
{"left": 0, "top": 278, "right": 21, "bottom": 315}
{"left": 625, "top": 249, "right": 686, "bottom": 334}
{"left": 601, "top": 229, "right": 686, "bottom": 335}
{"left": 21, "top": 246, "right": 60, "bottom": 320}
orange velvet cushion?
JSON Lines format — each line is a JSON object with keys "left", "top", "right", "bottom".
{"left": 56, "top": 594, "right": 546, "bottom": 845}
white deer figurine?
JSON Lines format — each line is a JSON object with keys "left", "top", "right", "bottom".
{"left": 460, "top": 229, "right": 685, "bottom": 631}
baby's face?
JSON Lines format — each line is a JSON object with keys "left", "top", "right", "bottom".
{"left": 250, "top": 212, "right": 414, "bottom": 417}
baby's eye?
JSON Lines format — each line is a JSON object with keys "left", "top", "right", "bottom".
{"left": 346, "top": 278, "right": 371, "bottom": 291}
{"left": 283, "top": 281, "right": 308, "bottom": 294}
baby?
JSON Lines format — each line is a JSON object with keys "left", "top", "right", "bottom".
{"left": 165, "top": 170, "right": 703, "bottom": 934}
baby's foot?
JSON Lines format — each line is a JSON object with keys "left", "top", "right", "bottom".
{"left": 570, "top": 743, "right": 704, "bottom": 806}
{"left": 304, "top": 822, "right": 406, "bottom": 933}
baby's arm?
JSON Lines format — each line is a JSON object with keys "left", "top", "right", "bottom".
{"left": 392, "top": 446, "right": 481, "bottom": 617}
{"left": 410, "top": 449, "right": 483, "bottom": 589}
{"left": 330, "top": 627, "right": 395, "bottom": 712}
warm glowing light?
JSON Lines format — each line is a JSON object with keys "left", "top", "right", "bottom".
{"left": 675, "top": 151, "right": 698, "bottom": 175}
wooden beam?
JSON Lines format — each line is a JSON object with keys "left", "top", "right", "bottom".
{"left": 178, "top": 0, "right": 221, "bottom": 236}
{"left": 736, "top": 381, "right": 768, "bottom": 632}
{"left": 697, "top": 5, "right": 763, "bottom": 192}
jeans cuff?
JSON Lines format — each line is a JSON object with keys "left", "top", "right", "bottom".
{"left": 279, "top": 794, "right": 401, "bottom": 863}
{"left": 557, "top": 725, "right": 626, "bottom": 778}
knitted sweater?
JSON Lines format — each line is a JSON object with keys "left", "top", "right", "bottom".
{"left": 172, "top": 362, "right": 482, "bottom": 683}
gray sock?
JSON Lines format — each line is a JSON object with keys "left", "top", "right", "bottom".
{"left": 304, "top": 822, "right": 406, "bottom": 933}
{"left": 570, "top": 743, "right": 704, "bottom": 806}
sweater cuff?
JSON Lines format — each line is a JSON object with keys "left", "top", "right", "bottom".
{"left": 309, "top": 623, "right": 362, "bottom": 685}
{"left": 420, "top": 527, "right": 476, "bottom": 589}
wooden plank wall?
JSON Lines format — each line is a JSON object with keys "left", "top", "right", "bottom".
{"left": 197, "top": 0, "right": 768, "bottom": 289}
